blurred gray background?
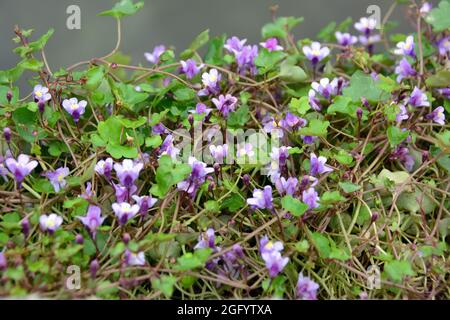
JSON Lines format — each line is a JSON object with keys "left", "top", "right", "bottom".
{"left": 0, "top": 0, "right": 426, "bottom": 89}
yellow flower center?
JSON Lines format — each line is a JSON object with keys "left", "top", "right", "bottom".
{"left": 46, "top": 219, "right": 55, "bottom": 228}
{"left": 70, "top": 104, "right": 78, "bottom": 110}
{"left": 265, "top": 241, "right": 273, "bottom": 250}
{"left": 312, "top": 49, "right": 320, "bottom": 56}
{"left": 58, "top": 173, "right": 65, "bottom": 182}
{"left": 35, "top": 91, "right": 43, "bottom": 97}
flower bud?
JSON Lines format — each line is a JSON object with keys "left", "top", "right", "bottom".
{"left": 371, "top": 212, "right": 379, "bottom": 222}
{"left": 122, "top": 233, "right": 131, "bottom": 245}
{"left": 242, "top": 174, "right": 250, "bottom": 187}
{"left": 188, "top": 114, "right": 194, "bottom": 126}
{"left": 361, "top": 97, "right": 369, "bottom": 108}
{"left": 422, "top": 150, "right": 429, "bottom": 163}
{"left": 21, "top": 218, "right": 30, "bottom": 238}
{"left": 75, "top": 234, "right": 84, "bottom": 244}
{"left": 90, "top": 259, "right": 99, "bottom": 279}
{"left": 213, "top": 163, "right": 220, "bottom": 176}
{"left": 6, "top": 91, "right": 12, "bottom": 103}
{"left": 3, "top": 127, "right": 11, "bottom": 143}
{"left": 356, "top": 108, "right": 363, "bottom": 121}
{"left": 0, "top": 252, "right": 6, "bottom": 270}
{"left": 38, "top": 100, "right": 46, "bottom": 113}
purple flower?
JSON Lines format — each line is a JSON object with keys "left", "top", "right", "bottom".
{"left": 396, "top": 104, "right": 409, "bottom": 123}
{"left": 426, "top": 106, "right": 445, "bottom": 125}
{"left": 358, "top": 34, "right": 381, "bottom": 46}
{"left": 177, "top": 157, "right": 214, "bottom": 197}
{"left": 62, "top": 98, "right": 87, "bottom": 123}
{"left": 235, "top": 45, "right": 259, "bottom": 76}
{"left": 247, "top": 186, "right": 273, "bottom": 210}
{"left": 194, "top": 228, "right": 217, "bottom": 250}
{"left": 394, "top": 35, "right": 415, "bottom": 57}
{"left": 308, "top": 90, "right": 322, "bottom": 111}
{"left": 302, "top": 42, "right": 330, "bottom": 65}
{"left": 408, "top": 86, "right": 430, "bottom": 107}
{"left": 259, "top": 236, "right": 289, "bottom": 278}
{"left": 280, "top": 112, "right": 307, "bottom": 131}
{"left": 354, "top": 17, "right": 378, "bottom": 34}
{"left": 0, "top": 159, "right": 8, "bottom": 182}
{"left": 159, "top": 134, "right": 180, "bottom": 160}
{"left": 77, "top": 205, "right": 105, "bottom": 238}
{"left": 39, "top": 213, "right": 63, "bottom": 234}
{"left": 302, "top": 187, "right": 319, "bottom": 210}
{"left": 180, "top": 59, "right": 204, "bottom": 79}
{"left": 263, "top": 115, "right": 284, "bottom": 137}
{"left": 46, "top": 166, "right": 69, "bottom": 192}
{"left": 420, "top": 2, "right": 432, "bottom": 16}
{"left": 311, "top": 78, "right": 339, "bottom": 99}
{"left": 224, "top": 36, "right": 247, "bottom": 53}
{"left": 33, "top": 84, "right": 51, "bottom": 103}
{"left": 144, "top": 45, "right": 166, "bottom": 64}
{"left": 81, "top": 182, "right": 93, "bottom": 200}
{"left": 132, "top": 195, "right": 158, "bottom": 216}
{"left": 209, "top": 144, "right": 228, "bottom": 164}
{"left": 275, "top": 177, "right": 298, "bottom": 196}
{"left": 390, "top": 146, "right": 415, "bottom": 172}
{"left": 5, "top": 154, "right": 38, "bottom": 186}
{"left": 296, "top": 273, "right": 319, "bottom": 300}
{"left": 260, "top": 38, "right": 283, "bottom": 51}
{"left": 114, "top": 159, "right": 143, "bottom": 188}
{"left": 437, "top": 37, "right": 450, "bottom": 57}
{"left": 395, "top": 58, "right": 416, "bottom": 83}
{"left": 310, "top": 153, "right": 333, "bottom": 176}
{"left": 189, "top": 103, "right": 212, "bottom": 117}
{"left": 212, "top": 94, "right": 238, "bottom": 118}
{"left": 3, "top": 127, "right": 11, "bottom": 143}
{"left": 124, "top": 249, "right": 146, "bottom": 266}
{"left": 437, "top": 87, "right": 450, "bottom": 100}
{"left": 113, "top": 183, "right": 137, "bottom": 202}
{"left": 0, "top": 252, "right": 6, "bottom": 270}
{"left": 335, "top": 32, "right": 358, "bottom": 46}
{"left": 95, "top": 158, "right": 114, "bottom": 179}
{"left": 198, "top": 69, "right": 221, "bottom": 96}
{"left": 236, "top": 143, "right": 255, "bottom": 159}
{"left": 152, "top": 123, "right": 168, "bottom": 135}
{"left": 302, "top": 135, "right": 317, "bottom": 144}
{"left": 112, "top": 202, "right": 140, "bottom": 225}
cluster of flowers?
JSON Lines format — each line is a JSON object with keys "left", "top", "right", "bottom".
{"left": 194, "top": 229, "right": 319, "bottom": 299}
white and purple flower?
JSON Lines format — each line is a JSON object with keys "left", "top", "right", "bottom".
{"left": 62, "top": 98, "right": 87, "bottom": 123}
{"left": 131, "top": 195, "right": 158, "bottom": 216}
{"left": 260, "top": 37, "right": 283, "bottom": 52}
{"left": 95, "top": 158, "right": 114, "bottom": 179}
{"left": 259, "top": 236, "right": 289, "bottom": 278}
{"left": 395, "top": 58, "right": 417, "bottom": 83}
{"left": 144, "top": 45, "right": 166, "bottom": 64}
{"left": 296, "top": 273, "right": 320, "bottom": 300}
{"left": 209, "top": 144, "right": 228, "bottom": 164}
{"left": 302, "top": 42, "right": 330, "bottom": 66}
{"left": 112, "top": 202, "right": 140, "bottom": 225}
{"left": 335, "top": 32, "right": 358, "bottom": 47}
{"left": 114, "top": 159, "right": 143, "bottom": 188}
{"left": 77, "top": 205, "right": 105, "bottom": 238}
{"left": 310, "top": 153, "right": 333, "bottom": 176}
{"left": 5, "top": 154, "right": 38, "bottom": 186}
{"left": 46, "top": 166, "right": 69, "bottom": 192}
{"left": 198, "top": 69, "right": 221, "bottom": 96}
{"left": 39, "top": 213, "right": 63, "bottom": 234}
{"left": 180, "top": 59, "right": 204, "bottom": 79}
{"left": 212, "top": 94, "right": 238, "bottom": 118}
{"left": 247, "top": 186, "right": 273, "bottom": 210}
{"left": 302, "top": 187, "right": 320, "bottom": 210}
{"left": 394, "top": 35, "right": 415, "bottom": 57}
{"left": 408, "top": 86, "right": 430, "bottom": 107}
{"left": 426, "top": 106, "right": 445, "bottom": 125}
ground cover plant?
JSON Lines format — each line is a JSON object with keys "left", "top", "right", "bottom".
{"left": 0, "top": 0, "right": 449, "bottom": 299}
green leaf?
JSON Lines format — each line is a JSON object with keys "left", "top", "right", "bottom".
{"left": 384, "top": 260, "right": 415, "bottom": 282}
{"left": 343, "top": 70, "right": 390, "bottom": 103}
{"left": 377, "top": 74, "right": 402, "bottom": 93}
{"left": 98, "top": 0, "right": 144, "bottom": 18}
{"left": 425, "top": 70, "right": 450, "bottom": 88}
{"left": 227, "top": 105, "right": 250, "bottom": 128}
{"left": 145, "top": 135, "right": 162, "bottom": 148}
{"left": 327, "top": 96, "right": 364, "bottom": 119}
{"left": 279, "top": 61, "right": 308, "bottom": 83}
{"left": 151, "top": 275, "right": 177, "bottom": 298}
{"left": 85, "top": 65, "right": 105, "bottom": 91}
{"left": 173, "top": 87, "right": 196, "bottom": 101}
{"left": 339, "top": 181, "right": 361, "bottom": 193}
{"left": 335, "top": 150, "right": 354, "bottom": 165}
{"left": 12, "top": 107, "right": 36, "bottom": 125}
{"left": 281, "top": 195, "right": 308, "bottom": 217}
{"left": 188, "top": 29, "right": 210, "bottom": 51}
{"left": 174, "top": 248, "right": 212, "bottom": 271}
{"left": 317, "top": 22, "right": 337, "bottom": 42}
{"left": 205, "top": 35, "right": 226, "bottom": 65}
{"left": 115, "top": 115, "right": 147, "bottom": 129}
{"left": 425, "top": 0, "right": 450, "bottom": 32}
{"left": 106, "top": 143, "right": 138, "bottom": 159}
{"left": 150, "top": 155, "right": 192, "bottom": 197}
{"left": 18, "top": 58, "right": 43, "bottom": 71}
{"left": 221, "top": 194, "right": 246, "bottom": 212}
{"left": 261, "top": 16, "right": 304, "bottom": 39}
{"left": 387, "top": 126, "right": 410, "bottom": 148}
{"left": 310, "top": 232, "right": 331, "bottom": 258}
{"left": 204, "top": 200, "right": 220, "bottom": 213}
{"left": 298, "top": 119, "right": 330, "bottom": 137}
{"left": 255, "top": 49, "right": 287, "bottom": 74}
{"left": 289, "top": 97, "right": 310, "bottom": 115}
{"left": 320, "top": 191, "right": 346, "bottom": 205}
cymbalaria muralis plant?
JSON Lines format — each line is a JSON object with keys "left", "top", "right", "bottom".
{"left": 0, "top": 0, "right": 449, "bottom": 299}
